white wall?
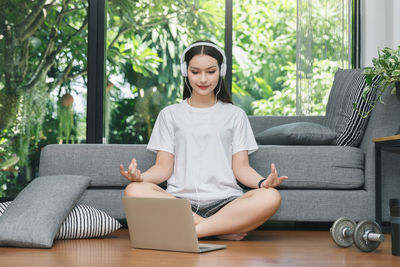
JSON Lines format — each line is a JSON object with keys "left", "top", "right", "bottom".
{"left": 393, "top": 0, "right": 400, "bottom": 46}
{"left": 361, "top": 0, "right": 400, "bottom": 67}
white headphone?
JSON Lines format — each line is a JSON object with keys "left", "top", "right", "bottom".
{"left": 180, "top": 42, "right": 227, "bottom": 77}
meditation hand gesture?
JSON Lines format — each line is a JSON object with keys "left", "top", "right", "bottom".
{"left": 260, "top": 163, "right": 288, "bottom": 189}
{"left": 120, "top": 158, "right": 143, "bottom": 182}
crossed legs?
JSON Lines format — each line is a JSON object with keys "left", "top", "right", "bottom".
{"left": 195, "top": 188, "right": 281, "bottom": 239}
{"left": 124, "top": 182, "right": 281, "bottom": 240}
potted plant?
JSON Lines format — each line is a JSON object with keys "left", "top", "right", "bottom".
{"left": 358, "top": 46, "right": 400, "bottom": 118}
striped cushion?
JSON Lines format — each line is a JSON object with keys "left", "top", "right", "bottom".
{"left": 0, "top": 202, "right": 8, "bottom": 214}
{"left": 0, "top": 202, "right": 121, "bottom": 240}
{"left": 324, "top": 69, "right": 378, "bottom": 146}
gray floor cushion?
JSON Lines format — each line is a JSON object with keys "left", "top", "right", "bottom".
{"left": 0, "top": 175, "right": 91, "bottom": 248}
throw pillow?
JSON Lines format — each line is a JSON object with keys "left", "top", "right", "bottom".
{"left": 324, "top": 68, "right": 378, "bottom": 146}
{"left": 0, "top": 202, "right": 122, "bottom": 240}
{"left": 0, "top": 175, "right": 91, "bottom": 248}
{"left": 255, "top": 122, "right": 338, "bottom": 145}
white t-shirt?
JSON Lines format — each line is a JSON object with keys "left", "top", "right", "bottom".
{"left": 147, "top": 99, "right": 258, "bottom": 205}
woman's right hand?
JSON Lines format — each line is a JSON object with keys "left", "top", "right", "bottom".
{"left": 120, "top": 158, "right": 143, "bottom": 182}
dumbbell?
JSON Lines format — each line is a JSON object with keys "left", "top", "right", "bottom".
{"left": 330, "top": 217, "right": 385, "bottom": 252}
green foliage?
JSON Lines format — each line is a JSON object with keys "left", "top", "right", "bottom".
{"left": 252, "top": 59, "right": 341, "bottom": 116}
{"left": 232, "top": 0, "right": 350, "bottom": 115}
{"left": 57, "top": 104, "right": 74, "bottom": 144}
{"left": 0, "top": 0, "right": 88, "bottom": 196}
{"left": 364, "top": 46, "right": 400, "bottom": 89}
{"left": 358, "top": 46, "right": 400, "bottom": 118}
{"left": 0, "top": 129, "right": 19, "bottom": 197}
{"left": 231, "top": 0, "right": 296, "bottom": 114}
{"left": 0, "top": 156, "right": 19, "bottom": 171}
{"left": 108, "top": 92, "right": 159, "bottom": 144}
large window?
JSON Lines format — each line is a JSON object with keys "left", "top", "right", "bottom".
{"left": 0, "top": 0, "right": 358, "bottom": 198}
{"left": 0, "top": 1, "right": 88, "bottom": 197}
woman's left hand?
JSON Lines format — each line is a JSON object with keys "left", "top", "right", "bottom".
{"left": 260, "top": 163, "right": 288, "bottom": 188}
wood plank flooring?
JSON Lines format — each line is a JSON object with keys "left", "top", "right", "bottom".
{"left": 1, "top": 229, "right": 400, "bottom": 267}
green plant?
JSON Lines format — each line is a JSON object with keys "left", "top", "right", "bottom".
{"left": 365, "top": 46, "right": 400, "bottom": 89}
{"left": 0, "top": 156, "right": 19, "bottom": 171}
{"left": 359, "top": 46, "right": 400, "bottom": 118}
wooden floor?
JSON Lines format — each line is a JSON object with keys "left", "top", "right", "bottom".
{"left": 1, "top": 229, "right": 400, "bottom": 267}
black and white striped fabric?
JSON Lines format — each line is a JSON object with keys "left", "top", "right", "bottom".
{"left": 0, "top": 202, "right": 121, "bottom": 240}
{"left": 324, "top": 69, "right": 379, "bottom": 146}
{"left": 0, "top": 202, "right": 8, "bottom": 215}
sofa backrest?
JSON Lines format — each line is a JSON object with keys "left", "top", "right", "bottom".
{"left": 360, "top": 86, "right": 400, "bottom": 150}
{"left": 39, "top": 144, "right": 155, "bottom": 187}
{"left": 358, "top": 85, "right": 400, "bottom": 192}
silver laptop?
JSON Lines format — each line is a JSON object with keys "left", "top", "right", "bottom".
{"left": 122, "top": 197, "right": 227, "bottom": 253}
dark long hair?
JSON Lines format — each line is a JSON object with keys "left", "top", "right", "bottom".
{"left": 182, "top": 40, "right": 232, "bottom": 104}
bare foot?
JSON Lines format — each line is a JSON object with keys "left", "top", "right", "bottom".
{"left": 217, "top": 232, "right": 247, "bottom": 241}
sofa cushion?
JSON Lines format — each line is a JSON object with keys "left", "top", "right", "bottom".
{"left": 0, "top": 175, "right": 90, "bottom": 248}
{"left": 254, "top": 122, "right": 338, "bottom": 145}
{"left": 249, "top": 145, "right": 364, "bottom": 189}
{"left": 0, "top": 202, "right": 121, "bottom": 240}
{"left": 324, "top": 68, "right": 377, "bottom": 146}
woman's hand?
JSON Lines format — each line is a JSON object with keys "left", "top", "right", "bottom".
{"left": 120, "top": 158, "right": 143, "bottom": 182}
{"left": 260, "top": 163, "right": 288, "bottom": 189}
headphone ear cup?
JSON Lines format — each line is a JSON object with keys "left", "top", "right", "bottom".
{"left": 181, "top": 61, "right": 187, "bottom": 77}
{"left": 220, "top": 62, "right": 226, "bottom": 77}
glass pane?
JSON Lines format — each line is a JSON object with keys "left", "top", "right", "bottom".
{"left": 296, "top": 0, "right": 352, "bottom": 115}
{"left": 233, "top": 0, "right": 352, "bottom": 116}
{"left": 233, "top": 0, "right": 297, "bottom": 115}
{"left": 0, "top": 1, "right": 88, "bottom": 198}
{"left": 105, "top": 0, "right": 224, "bottom": 144}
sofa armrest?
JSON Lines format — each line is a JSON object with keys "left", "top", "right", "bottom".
{"left": 359, "top": 83, "right": 400, "bottom": 194}
{"left": 248, "top": 115, "right": 326, "bottom": 135}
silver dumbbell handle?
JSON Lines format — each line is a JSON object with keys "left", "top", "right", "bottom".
{"left": 342, "top": 228, "right": 354, "bottom": 238}
{"left": 363, "top": 230, "right": 385, "bottom": 243}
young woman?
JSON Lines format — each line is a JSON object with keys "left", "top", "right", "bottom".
{"left": 120, "top": 40, "right": 288, "bottom": 241}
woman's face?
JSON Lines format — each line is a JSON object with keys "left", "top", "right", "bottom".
{"left": 187, "top": 54, "right": 220, "bottom": 98}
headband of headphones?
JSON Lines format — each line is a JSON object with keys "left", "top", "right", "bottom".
{"left": 180, "top": 42, "right": 227, "bottom": 77}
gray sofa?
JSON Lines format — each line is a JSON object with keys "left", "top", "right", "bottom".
{"left": 248, "top": 88, "right": 400, "bottom": 223}
{"left": 38, "top": 72, "right": 400, "bottom": 224}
